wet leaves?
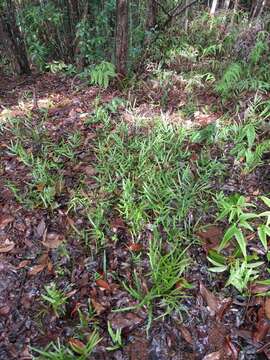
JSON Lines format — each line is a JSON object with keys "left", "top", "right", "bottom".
{"left": 108, "top": 312, "right": 145, "bottom": 331}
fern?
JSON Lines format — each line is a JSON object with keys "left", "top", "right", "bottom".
{"left": 249, "top": 32, "right": 269, "bottom": 65}
{"left": 215, "top": 62, "right": 243, "bottom": 97}
{"left": 89, "top": 61, "right": 116, "bottom": 89}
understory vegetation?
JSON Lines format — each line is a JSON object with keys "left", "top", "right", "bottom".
{"left": 0, "top": 1, "right": 270, "bottom": 359}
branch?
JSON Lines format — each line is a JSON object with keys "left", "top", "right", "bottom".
{"left": 164, "top": 0, "right": 199, "bottom": 28}
{"left": 154, "top": 0, "right": 170, "bottom": 17}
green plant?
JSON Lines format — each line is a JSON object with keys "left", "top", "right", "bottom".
{"left": 41, "top": 283, "right": 67, "bottom": 317}
{"left": 207, "top": 252, "right": 263, "bottom": 293}
{"left": 216, "top": 193, "right": 257, "bottom": 258}
{"left": 32, "top": 339, "right": 74, "bottom": 360}
{"left": 106, "top": 322, "right": 123, "bottom": 351}
{"left": 32, "top": 331, "right": 101, "bottom": 360}
{"left": 258, "top": 196, "right": 270, "bottom": 251}
{"left": 225, "top": 259, "right": 262, "bottom": 293}
{"left": 215, "top": 62, "right": 243, "bottom": 98}
{"left": 89, "top": 61, "right": 116, "bottom": 89}
{"left": 121, "top": 237, "right": 190, "bottom": 328}
{"left": 69, "top": 331, "right": 102, "bottom": 358}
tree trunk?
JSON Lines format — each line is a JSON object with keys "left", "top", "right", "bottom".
{"left": 0, "top": 0, "right": 30, "bottom": 74}
{"left": 145, "top": 0, "right": 157, "bottom": 31}
{"left": 230, "top": 0, "right": 239, "bottom": 26}
{"left": 115, "top": 0, "right": 129, "bottom": 76}
{"left": 210, "top": 0, "right": 219, "bottom": 15}
{"left": 224, "top": 0, "right": 230, "bottom": 10}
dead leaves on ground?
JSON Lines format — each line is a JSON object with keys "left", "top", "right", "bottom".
{"left": 0, "top": 239, "right": 15, "bottom": 253}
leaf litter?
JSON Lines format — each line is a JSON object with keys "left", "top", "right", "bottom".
{"left": 0, "top": 72, "right": 270, "bottom": 359}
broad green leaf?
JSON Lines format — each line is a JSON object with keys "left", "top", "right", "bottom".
{"left": 208, "top": 250, "right": 226, "bottom": 265}
{"left": 258, "top": 225, "right": 267, "bottom": 251}
{"left": 234, "top": 227, "right": 247, "bottom": 258}
{"left": 239, "top": 220, "right": 254, "bottom": 231}
{"left": 207, "top": 256, "right": 225, "bottom": 267}
{"left": 208, "top": 265, "right": 228, "bottom": 273}
{"left": 219, "top": 224, "right": 237, "bottom": 251}
{"left": 256, "top": 279, "right": 270, "bottom": 285}
{"left": 239, "top": 213, "right": 258, "bottom": 221}
{"left": 246, "top": 124, "right": 256, "bottom": 148}
{"left": 246, "top": 261, "right": 264, "bottom": 268}
{"left": 261, "top": 196, "right": 270, "bottom": 208}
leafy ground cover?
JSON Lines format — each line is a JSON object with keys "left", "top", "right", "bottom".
{"left": 0, "top": 13, "right": 270, "bottom": 360}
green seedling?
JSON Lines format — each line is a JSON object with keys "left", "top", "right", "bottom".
{"left": 41, "top": 283, "right": 67, "bottom": 317}
{"left": 106, "top": 322, "right": 123, "bottom": 351}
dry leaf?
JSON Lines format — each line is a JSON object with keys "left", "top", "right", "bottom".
{"left": 36, "top": 219, "right": 46, "bottom": 238}
{"left": 96, "top": 278, "right": 111, "bottom": 290}
{"left": 199, "top": 282, "right": 220, "bottom": 314}
{"left": 42, "top": 232, "right": 64, "bottom": 249}
{"left": 203, "top": 350, "right": 223, "bottom": 360}
{"left": 0, "top": 305, "right": 10, "bottom": 316}
{"left": 0, "top": 215, "right": 14, "bottom": 230}
{"left": 179, "top": 325, "right": 193, "bottom": 344}
{"left": 197, "top": 226, "right": 223, "bottom": 253}
{"left": 69, "top": 338, "right": 85, "bottom": 352}
{"left": 128, "top": 243, "right": 143, "bottom": 252}
{"left": 265, "top": 298, "right": 270, "bottom": 320}
{"left": 0, "top": 240, "right": 15, "bottom": 253}
{"left": 253, "top": 319, "right": 270, "bottom": 343}
{"left": 91, "top": 298, "right": 106, "bottom": 315}
{"left": 28, "top": 263, "right": 47, "bottom": 276}
{"left": 17, "top": 260, "right": 30, "bottom": 269}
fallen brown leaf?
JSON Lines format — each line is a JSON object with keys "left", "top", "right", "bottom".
{"left": 203, "top": 350, "right": 223, "bottom": 360}
{"left": 250, "top": 283, "right": 270, "bottom": 294}
{"left": 0, "top": 215, "right": 14, "bottom": 230}
{"left": 197, "top": 226, "right": 223, "bottom": 253}
{"left": 108, "top": 312, "right": 144, "bottom": 330}
{"left": 42, "top": 231, "right": 64, "bottom": 249}
{"left": 28, "top": 263, "right": 47, "bottom": 276}
{"left": 179, "top": 325, "right": 193, "bottom": 345}
{"left": 91, "top": 298, "right": 106, "bottom": 315}
{"left": 128, "top": 243, "right": 143, "bottom": 252}
{"left": 199, "top": 282, "right": 220, "bottom": 314}
{"left": 96, "top": 278, "right": 111, "bottom": 290}
{"left": 0, "top": 239, "right": 15, "bottom": 253}
{"left": 36, "top": 219, "right": 46, "bottom": 238}
{"left": 17, "top": 260, "right": 30, "bottom": 269}
{"left": 265, "top": 298, "right": 270, "bottom": 320}
{"left": 68, "top": 338, "right": 85, "bottom": 352}
{"left": 253, "top": 319, "right": 270, "bottom": 343}
{"left": 0, "top": 305, "right": 10, "bottom": 316}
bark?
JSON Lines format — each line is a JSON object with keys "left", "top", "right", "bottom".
{"left": 145, "top": 0, "right": 158, "bottom": 31}
{"left": 230, "top": 0, "right": 239, "bottom": 26}
{"left": 115, "top": 0, "right": 129, "bottom": 76}
{"left": 210, "top": 0, "right": 219, "bottom": 15}
{"left": 0, "top": 0, "right": 30, "bottom": 74}
{"left": 224, "top": 0, "right": 230, "bottom": 10}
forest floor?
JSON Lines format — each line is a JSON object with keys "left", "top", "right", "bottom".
{"left": 0, "top": 72, "right": 270, "bottom": 360}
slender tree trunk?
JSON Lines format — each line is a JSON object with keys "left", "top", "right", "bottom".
{"left": 0, "top": 0, "right": 30, "bottom": 74}
{"left": 115, "top": 0, "right": 129, "bottom": 76}
{"left": 145, "top": 0, "right": 157, "bottom": 31}
{"left": 224, "top": 0, "right": 230, "bottom": 10}
{"left": 185, "top": 0, "right": 189, "bottom": 31}
{"left": 210, "top": 0, "right": 219, "bottom": 15}
{"left": 230, "top": 0, "right": 239, "bottom": 26}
